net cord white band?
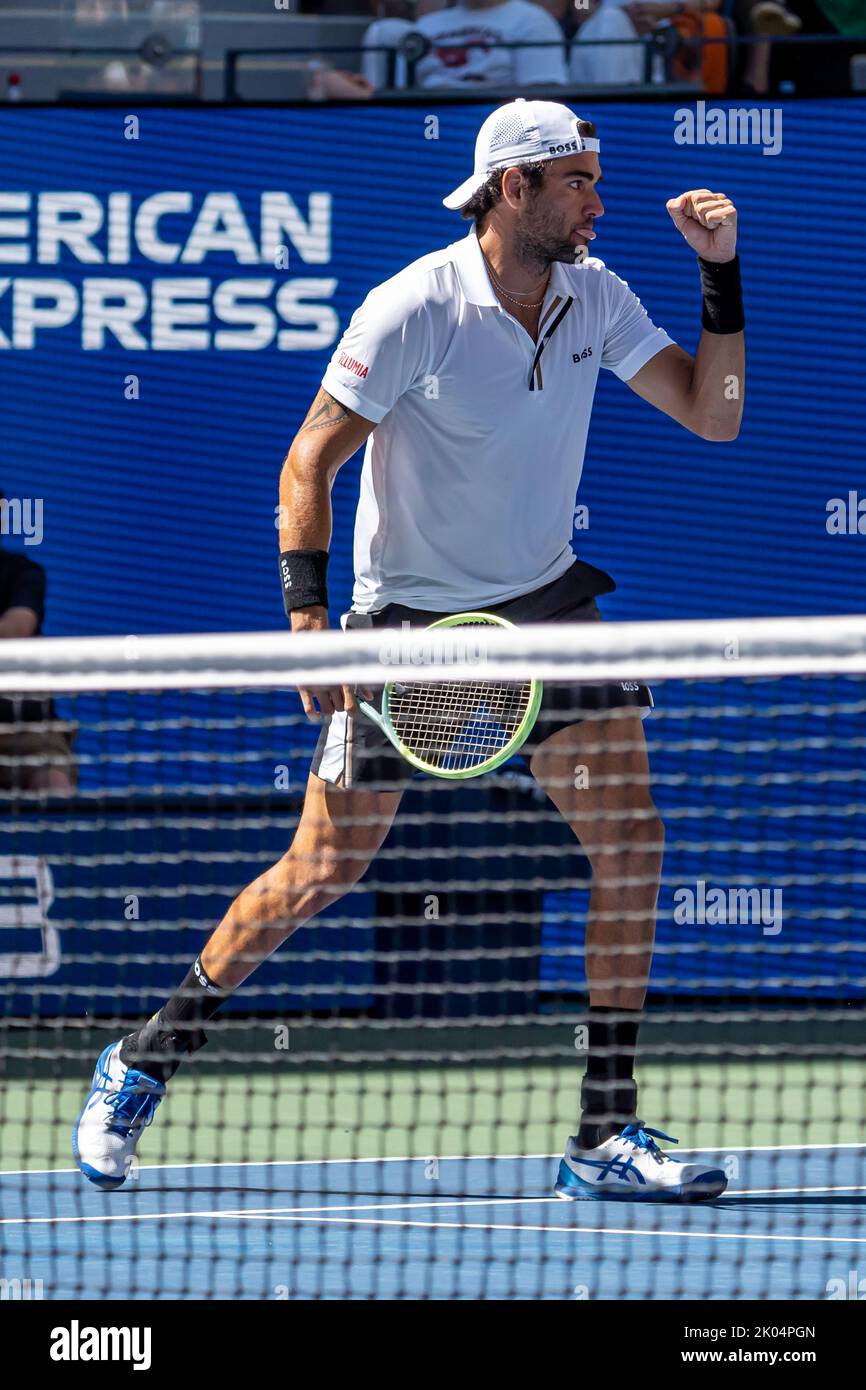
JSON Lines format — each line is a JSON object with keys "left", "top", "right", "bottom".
{"left": 1, "top": 614, "right": 865, "bottom": 693}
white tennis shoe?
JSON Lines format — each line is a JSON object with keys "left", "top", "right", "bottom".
{"left": 555, "top": 1123, "right": 727, "bottom": 1202}
{"left": 73, "top": 1041, "right": 165, "bottom": 1189}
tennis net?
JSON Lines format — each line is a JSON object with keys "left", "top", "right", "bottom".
{"left": 1, "top": 614, "right": 865, "bottom": 1302}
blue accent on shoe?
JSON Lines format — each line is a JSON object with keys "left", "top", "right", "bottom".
{"left": 74, "top": 1155, "right": 126, "bottom": 1190}
{"left": 619, "top": 1122, "right": 679, "bottom": 1152}
{"left": 72, "top": 1041, "right": 164, "bottom": 1188}
{"left": 554, "top": 1122, "right": 728, "bottom": 1203}
{"left": 570, "top": 1151, "right": 648, "bottom": 1183}
{"left": 554, "top": 1158, "right": 592, "bottom": 1198}
{"left": 555, "top": 1156, "right": 726, "bottom": 1203}
{"left": 103, "top": 1068, "right": 164, "bottom": 1137}
{"left": 554, "top": 1154, "right": 650, "bottom": 1200}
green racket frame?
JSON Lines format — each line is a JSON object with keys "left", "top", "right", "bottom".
{"left": 357, "top": 611, "right": 543, "bottom": 780}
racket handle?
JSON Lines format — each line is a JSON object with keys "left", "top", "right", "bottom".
{"left": 357, "top": 697, "right": 404, "bottom": 756}
{"left": 356, "top": 698, "right": 382, "bottom": 727}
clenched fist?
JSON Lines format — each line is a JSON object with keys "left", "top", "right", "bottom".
{"left": 666, "top": 189, "right": 738, "bottom": 264}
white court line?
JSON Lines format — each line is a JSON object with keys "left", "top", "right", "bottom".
{"left": 0, "top": 1155, "right": 550, "bottom": 1178}
{"left": 3, "top": 1204, "right": 865, "bottom": 1245}
{"left": 681, "top": 1143, "right": 866, "bottom": 1154}
{"left": 0, "top": 1197, "right": 550, "bottom": 1228}
{"left": 726, "top": 1184, "right": 866, "bottom": 1196}
{"left": 4, "top": 1154, "right": 556, "bottom": 1177}
{"left": 3, "top": 1140, "right": 865, "bottom": 1179}
{"left": 205, "top": 1185, "right": 866, "bottom": 1214}
{"left": 3, "top": 1183, "right": 866, "bottom": 1228}
{"left": 210, "top": 1213, "right": 866, "bottom": 1246}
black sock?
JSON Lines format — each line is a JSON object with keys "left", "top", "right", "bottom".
{"left": 576, "top": 1006, "right": 642, "bottom": 1148}
{"left": 119, "top": 955, "right": 229, "bottom": 1083}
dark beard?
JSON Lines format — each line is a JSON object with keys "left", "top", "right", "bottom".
{"left": 513, "top": 222, "right": 581, "bottom": 276}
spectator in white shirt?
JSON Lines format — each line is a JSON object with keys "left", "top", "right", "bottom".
{"left": 569, "top": 0, "right": 645, "bottom": 87}
{"left": 333, "top": 0, "right": 567, "bottom": 95}
{"left": 412, "top": 0, "right": 568, "bottom": 87}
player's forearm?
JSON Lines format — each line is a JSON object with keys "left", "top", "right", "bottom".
{"left": 277, "top": 389, "right": 376, "bottom": 630}
{"left": 278, "top": 386, "right": 376, "bottom": 555}
{"left": 278, "top": 448, "right": 334, "bottom": 554}
{"left": 688, "top": 327, "right": 745, "bottom": 442}
{"left": 662, "top": 192, "right": 744, "bottom": 440}
{"left": 277, "top": 449, "right": 338, "bottom": 631}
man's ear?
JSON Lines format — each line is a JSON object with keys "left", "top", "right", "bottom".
{"left": 500, "top": 167, "right": 525, "bottom": 211}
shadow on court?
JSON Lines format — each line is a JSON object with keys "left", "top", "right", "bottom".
{"left": 716, "top": 1193, "right": 866, "bottom": 1210}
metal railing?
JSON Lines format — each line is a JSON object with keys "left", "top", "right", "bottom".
{"left": 226, "top": 35, "right": 678, "bottom": 100}
{"left": 224, "top": 31, "right": 866, "bottom": 101}
{"left": 0, "top": 42, "right": 204, "bottom": 98}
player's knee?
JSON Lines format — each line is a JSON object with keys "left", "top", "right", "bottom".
{"left": 248, "top": 856, "right": 348, "bottom": 939}
{"left": 315, "top": 849, "right": 368, "bottom": 896}
{"left": 282, "top": 844, "right": 368, "bottom": 905}
{"left": 620, "top": 803, "right": 665, "bottom": 854}
{"left": 586, "top": 802, "right": 664, "bottom": 868}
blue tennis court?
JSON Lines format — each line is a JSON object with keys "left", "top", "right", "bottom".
{"left": 3, "top": 1145, "right": 864, "bottom": 1301}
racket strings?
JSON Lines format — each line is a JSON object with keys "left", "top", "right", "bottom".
{"left": 388, "top": 677, "right": 534, "bottom": 771}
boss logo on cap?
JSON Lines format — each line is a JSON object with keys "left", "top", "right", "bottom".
{"left": 548, "top": 139, "right": 581, "bottom": 155}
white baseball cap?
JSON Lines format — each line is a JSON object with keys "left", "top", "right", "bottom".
{"left": 442, "top": 98, "right": 600, "bottom": 211}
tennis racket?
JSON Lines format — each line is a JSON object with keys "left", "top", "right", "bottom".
{"left": 357, "top": 612, "right": 543, "bottom": 779}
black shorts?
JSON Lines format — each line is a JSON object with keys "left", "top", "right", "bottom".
{"left": 311, "top": 559, "right": 653, "bottom": 790}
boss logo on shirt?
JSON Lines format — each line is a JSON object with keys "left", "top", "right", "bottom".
{"left": 338, "top": 352, "right": 369, "bottom": 380}
{"left": 572, "top": 346, "right": 593, "bottom": 364}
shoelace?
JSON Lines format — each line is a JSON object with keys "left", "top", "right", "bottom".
{"left": 618, "top": 1123, "right": 679, "bottom": 1161}
{"left": 105, "top": 1079, "right": 162, "bottom": 1136}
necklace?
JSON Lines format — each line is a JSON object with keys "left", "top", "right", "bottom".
{"left": 482, "top": 253, "right": 549, "bottom": 310}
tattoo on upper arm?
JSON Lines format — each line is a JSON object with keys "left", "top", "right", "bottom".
{"left": 299, "top": 388, "right": 352, "bottom": 435}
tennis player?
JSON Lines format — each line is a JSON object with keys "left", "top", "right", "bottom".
{"left": 75, "top": 99, "right": 744, "bottom": 1201}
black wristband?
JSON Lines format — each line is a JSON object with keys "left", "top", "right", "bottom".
{"left": 279, "top": 549, "right": 329, "bottom": 615}
{"left": 699, "top": 254, "right": 744, "bottom": 335}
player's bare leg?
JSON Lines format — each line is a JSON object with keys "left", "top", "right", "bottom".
{"left": 530, "top": 711, "right": 662, "bottom": 1016}
{"left": 201, "top": 773, "right": 401, "bottom": 988}
{"left": 73, "top": 772, "right": 402, "bottom": 1187}
{"left": 531, "top": 711, "right": 725, "bottom": 1200}
{"left": 530, "top": 709, "right": 661, "bottom": 1133}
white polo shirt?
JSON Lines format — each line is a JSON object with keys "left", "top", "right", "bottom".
{"left": 322, "top": 228, "right": 673, "bottom": 613}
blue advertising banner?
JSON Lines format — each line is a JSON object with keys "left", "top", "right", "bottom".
{"left": 1, "top": 102, "right": 864, "bottom": 636}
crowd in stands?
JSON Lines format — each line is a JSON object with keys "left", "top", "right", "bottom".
{"left": 306, "top": 0, "right": 863, "bottom": 98}
{"left": 61, "top": 0, "right": 865, "bottom": 98}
